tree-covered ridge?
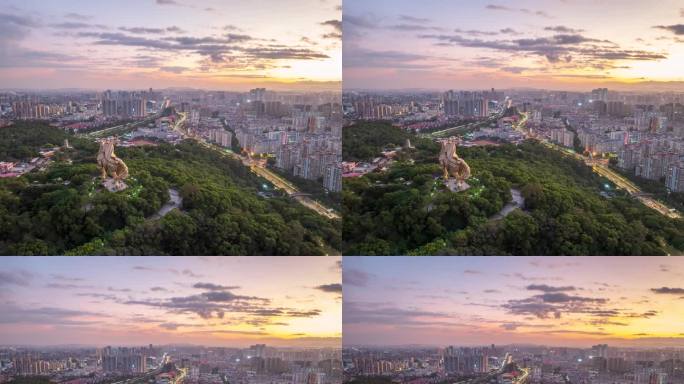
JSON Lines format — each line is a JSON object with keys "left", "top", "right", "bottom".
{"left": 0, "top": 123, "right": 340, "bottom": 255}
{"left": 0, "top": 121, "right": 85, "bottom": 160}
{"left": 342, "top": 121, "right": 684, "bottom": 255}
{"left": 343, "top": 121, "right": 440, "bottom": 163}
{"left": 7, "top": 377, "right": 55, "bottom": 384}
{"left": 344, "top": 377, "right": 395, "bottom": 384}
{"left": 343, "top": 122, "right": 412, "bottom": 161}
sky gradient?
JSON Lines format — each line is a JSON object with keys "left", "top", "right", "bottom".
{"left": 343, "top": 0, "right": 684, "bottom": 91}
{"left": 0, "top": 0, "right": 341, "bottom": 91}
{"left": 344, "top": 256, "right": 684, "bottom": 348}
{"left": 0, "top": 256, "right": 341, "bottom": 347}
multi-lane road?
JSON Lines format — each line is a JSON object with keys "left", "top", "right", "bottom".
{"left": 109, "top": 366, "right": 164, "bottom": 384}
{"left": 109, "top": 364, "right": 185, "bottom": 384}
{"left": 85, "top": 114, "right": 160, "bottom": 139}
{"left": 248, "top": 160, "right": 341, "bottom": 219}
{"left": 499, "top": 355, "right": 529, "bottom": 384}
{"left": 447, "top": 354, "right": 527, "bottom": 384}
{"left": 592, "top": 164, "right": 681, "bottom": 218}
{"left": 514, "top": 368, "right": 530, "bottom": 384}
{"left": 423, "top": 108, "right": 506, "bottom": 139}
{"left": 511, "top": 111, "right": 681, "bottom": 219}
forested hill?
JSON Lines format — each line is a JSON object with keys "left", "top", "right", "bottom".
{"left": 0, "top": 122, "right": 340, "bottom": 255}
{"left": 343, "top": 122, "right": 410, "bottom": 161}
{"left": 0, "top": 121, "right": 85, "bottom": 160}
{"left": 342, "top": 121, "right": 684, "bottom": 255}
{"left": 343, "top": 121, "right": 439, "bottom": 163}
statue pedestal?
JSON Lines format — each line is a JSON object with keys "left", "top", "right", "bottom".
{"left": 103, "top": 178, "right": 128, "bottom": 192}
{"left": 445, "top": 178, "right": 470, "bottom": 192}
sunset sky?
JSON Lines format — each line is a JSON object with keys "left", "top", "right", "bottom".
{"left": 344, "top": 257, "right": 684, "bottom": 348}
{"left": 0, "top": 0, "right": 341, "bottom": 91}
{"left": 0, "top": 257, "right": 341, "bottom": 347}
{"left": 343, "top": 0, "right": 684, "bottom": 91}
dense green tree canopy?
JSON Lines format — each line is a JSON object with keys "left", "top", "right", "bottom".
{"left": 0, "top": 122, "right": 340, "bottom": 255}
{"left": 343, "top": 121, "right": 684, "bottom": 255}
{"left": 343, "top": 122, "right": 413, "bottom": 161}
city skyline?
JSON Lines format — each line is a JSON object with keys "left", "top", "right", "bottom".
{"left": 0, "top": 0, "right": 341, "bottom": 91}
{"left": 0, "top": 257, "right": 342, "bottom": 347}
{"left": 343, "top": 257, "right": 684, "bottom": 348}
{"left": 343, "top": 0, "right": 684, "bottom": 91}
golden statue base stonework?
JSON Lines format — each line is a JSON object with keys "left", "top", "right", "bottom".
{"left": 445, "top": 178, "right": 470, "bottom": 192}
{"left": 102, "top": 178, "right": 128, "bottom": 192}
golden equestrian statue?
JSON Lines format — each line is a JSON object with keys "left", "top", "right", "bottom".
{"left": 439, "top": 137, "right": 470, "bottom": 190}
{"left": 97, "top": 138, "right": 129, "bottom": 191}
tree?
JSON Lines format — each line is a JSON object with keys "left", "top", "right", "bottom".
{"left": 160, "top": 211, "right": 198, "bottom": 255}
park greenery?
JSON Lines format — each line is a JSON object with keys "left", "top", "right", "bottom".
{"left": 0, "top": 122, "right": 340, "bottom": 255}
{"left": 343, "top": 121, "right": 413, "bottom": 161}
{"left": 344, "top": 377, "right": 395, "bottom": 384}
{"left": 0, "top": 121, "right": 73, "bottom": 160}
{"left": 7, "top": 377, "right": 55, "bottom": 384}
{"left": 343, "top": 121, "right": 684, "bottom": 255}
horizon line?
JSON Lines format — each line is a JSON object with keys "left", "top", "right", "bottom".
{"left": 342, "top": 85, "right": 684, "bottom": 93}
{"left": 0, "top": 84, "right": 342, "bottom": 93}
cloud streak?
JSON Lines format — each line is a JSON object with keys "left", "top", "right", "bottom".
{"left": 485, "top": 4, "right": 552, "bottom": 18}
{"left": 315, "top": 283, "right": 343, "bottom": 293}
{"left": 651, "top": 287, "right": 684, "bottom": 294}
{"left": 0, "top": 270, "right": 33, "bottom": 286}
{"left": 653, "top": 24, "right": 684, "bottom": 36}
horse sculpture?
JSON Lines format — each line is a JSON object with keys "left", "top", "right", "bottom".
{"left": 97, "top": 138, "right": 129, "bottom": 190}
{"left": 439, "top": 137, "right": 471, "bottom": 188}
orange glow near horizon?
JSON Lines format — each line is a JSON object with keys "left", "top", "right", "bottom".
{"left": 343, "top": 0, "right": 684, "bottom": 91}
{"left": 0, "top": 0, "right": 341, "bottom": 91}
{"left": 0, "top": 257, "right": 342, "bottom": 347}
{"left": 343, "top": 257, "right": 684, "bottom": 348}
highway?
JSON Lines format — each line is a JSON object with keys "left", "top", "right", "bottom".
{"left": 424, "top": 108, "right": 506, "bottom": 139}
{"left": 169, "top": 112, "right": 340, "bottom": 220}
{"left": 445, "top": 354, "right": 524, "bottom": 384}
{"left": 501, "top": 353, "right": 512, "bottom": 370}
{"left": 109, "top": 366, "right": 185, "bottom": 384}
{"left": 173, "top": 367, "right": 188, "bottom": 384}
{"left": 499, "top": 356, "right": 529, "bottom": 384}
{"left": 511, "top": 111, "right": 681, "bottom": 219}
{"left": 593, "top": 164, "right": 681, "bottom": 218}
{"left": 248, "top": 161, "right": 341, "bottom": 219}
{"left": 173, "top": 111, "right": 187, "bottom": 132}
{"left": 85, "top": 114, "right": 160, "bottom": 139}
{"left": 109, "top": 366, "right": 164, "bottom": 384}
{"left": 513, "top": 368, "right": 530, "bottom": 384}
